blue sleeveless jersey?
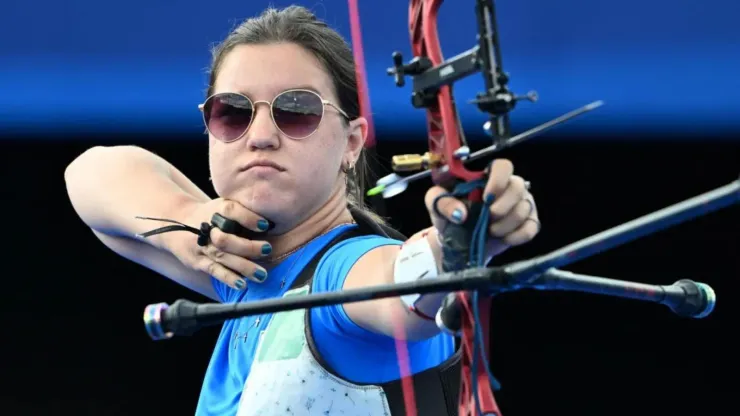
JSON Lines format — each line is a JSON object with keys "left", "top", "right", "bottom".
{"left": 195, "top": 224, "right": 455, "bottom": 415}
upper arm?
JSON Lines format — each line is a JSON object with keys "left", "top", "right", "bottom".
{"left": 310, "top": 236, "right": 435, "bottom": 341}
{"left": 309, "top": 236, "right": 455, "bottom": 383}
{"left": 341, "top": 244, "right": 413, "bottom": 336}
{"left": 92, "top": 230, "right": 220, "bottom": 302}
{"left": 339, "top": 230, "right": 443, "bottom": 340}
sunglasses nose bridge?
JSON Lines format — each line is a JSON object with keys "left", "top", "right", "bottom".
{"left": 251, "top": 100, "right": 274, "bottom": 122}
{"left": 246, "top": 100, "right": 280, "bottom": 138}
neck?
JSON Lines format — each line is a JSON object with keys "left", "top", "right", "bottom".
{"left": 262, "top": 186, "right": 354, "bottom": 264}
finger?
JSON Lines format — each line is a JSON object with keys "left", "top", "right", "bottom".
{"left": 425, "top": 185, "right": 467, "bottom": 224}
{"left": 218, "top": 199, "right": 272, "bottom": 232}
{"left": 210, "top": 227, "right": 272, "bottom": 259}
{"left": 500, "top": 216, "right": 541, "bottom": 246}
{"left": 196, "top": 257, "right": 248, "bottom": 291}
{"left": 483, "top": 159, "right": 514, "bottom": 201}
{"left": 203, "top": 245, "right": 268, "bottom": 283}
{"left": 489, "top": 175, "right": 528, "bottom": 219}
{"left": 489, "top": 198, "right": 535, "bottom": 237}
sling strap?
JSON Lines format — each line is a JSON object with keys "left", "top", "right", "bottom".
{"left": 288, "top": 216, "right": 463, "bottom": 416}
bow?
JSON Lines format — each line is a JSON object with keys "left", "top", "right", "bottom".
{"left": 140, "top": 2, "right": 737, "bottom": 415}
{"left": 345, "top": 0, "right": 734, "bottom": 415}
{"left": 348, "top": 1, "right": 599, "bottom": 414}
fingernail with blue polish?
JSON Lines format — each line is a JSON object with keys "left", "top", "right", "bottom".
{"left": 485, "top": 194, "right": 495, "bottom": 204}
{"left": 253, "top": 268, "right": 268, "bottom": 283}
{"left": 451, "top": 209, "right": 464, "bottom": 224}
{"left": 261, "top": 243, "right": 272, "bottom": 255}
{"left": 234, "top": 278, "right": 246, "bottom": 290}
{"left": 257, "top": 219, "right": 269, "bottom": 231}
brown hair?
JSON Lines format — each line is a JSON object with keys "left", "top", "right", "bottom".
{"left": 206, "top": 6, "right": 385, "bottom": 224}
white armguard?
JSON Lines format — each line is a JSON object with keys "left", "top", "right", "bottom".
{"left": 394, "top": 236, "right": 439, "bottom": 311}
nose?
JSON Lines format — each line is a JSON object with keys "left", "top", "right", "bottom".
{"left": 243, "top": 101, "right": 280, "bottom": 150}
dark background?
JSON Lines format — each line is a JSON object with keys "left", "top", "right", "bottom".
{"left": 1, "top": 130, "right": 737, "bottom": 415}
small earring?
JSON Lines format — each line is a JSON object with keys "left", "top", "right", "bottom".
{"left": 342, "top": 160, "right": 354, "bottom": 174}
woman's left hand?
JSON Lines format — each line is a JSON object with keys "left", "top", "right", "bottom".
{"left": 424, "top": 158, "right": 540, "bottom": 258}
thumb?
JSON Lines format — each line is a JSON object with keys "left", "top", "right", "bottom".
{"left": 425, "top": 186, "right": 468, "bottom": 225}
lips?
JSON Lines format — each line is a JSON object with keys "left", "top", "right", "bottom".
{"left": 242, "top": 160, "right": 286, "bottom": 172}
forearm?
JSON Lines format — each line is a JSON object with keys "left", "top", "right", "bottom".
{"left": 398, "top": 227, "right": 447, "bottom": 333}
{"left": 64, "top": 145, "right": 210, "bottom": 249}
{"left": 344, "top": 227, "right": 447, "bottom": 341}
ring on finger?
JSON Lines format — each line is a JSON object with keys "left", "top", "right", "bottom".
{"left": 522, "top": 195, "right": 536, "bottom": 217}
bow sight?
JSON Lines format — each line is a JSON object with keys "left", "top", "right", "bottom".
{"left": 387, "top": 0, "right": 537, "bottom": 138}
{"left": 367, "top": 0, "right": 602, "bottom": 199}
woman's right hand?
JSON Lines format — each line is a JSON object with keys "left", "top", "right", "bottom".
{"left": 160, "top": 198, "right": 272, "bottom": 290}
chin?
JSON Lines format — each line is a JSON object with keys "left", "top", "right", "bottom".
{"left": 230, "top": 186, "right": 298, "bottom": 222}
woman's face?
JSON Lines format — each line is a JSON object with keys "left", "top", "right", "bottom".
{"left": 207, "top": 42, "right": 366, "bottom": 232}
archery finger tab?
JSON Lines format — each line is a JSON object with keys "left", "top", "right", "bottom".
{"left": 211, "top": 212, "right": 274, "bottom": 241}
{"left": 215, "top": 200, "right": 276, "bottom": 232}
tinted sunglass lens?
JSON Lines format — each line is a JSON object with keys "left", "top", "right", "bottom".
{"left": 204, "top": 93, "right": 253, "bottom": 142}
{"left": 272, "top": 90, "right": 324, "bottom": 139}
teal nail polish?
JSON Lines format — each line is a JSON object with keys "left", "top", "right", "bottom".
{"left": 253, "top": 268, "right": 268, "bottom": 282}
{"left": 234, "top": 278, "right": 246, "bottom": 290}
{"left": 257, "top": 219, "right": 269, "bottom": 231}
{"left": 261, "top": 243, "right": 272, "bottom": 255}
{"left": 451, "top": 209, "right": 464, "bottom": 223}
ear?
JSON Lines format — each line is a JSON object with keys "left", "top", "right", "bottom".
{"left": 345, "top": 116, "right": 368, "bottom": 164}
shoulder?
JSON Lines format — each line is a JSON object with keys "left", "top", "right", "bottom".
{"left": 313, "top": 233, "right": 402, "bottom": 292}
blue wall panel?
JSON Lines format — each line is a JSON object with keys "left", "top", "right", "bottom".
{"left": 1, "top": 0, "right": 738, "bottom": 138}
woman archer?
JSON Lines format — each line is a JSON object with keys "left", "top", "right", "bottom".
{"left": 64, "top": 6, "right": 540, "bottom": 415}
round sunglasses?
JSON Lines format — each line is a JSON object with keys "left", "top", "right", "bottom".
{"left": 198, "top": 89, "right": 349, "bottom": 142}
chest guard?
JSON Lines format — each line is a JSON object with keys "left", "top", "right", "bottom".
{"left": 236, "top": 209, "right": 462, "bottom": 415}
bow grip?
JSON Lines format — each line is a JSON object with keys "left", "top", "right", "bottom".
{"left": 438, "top": 199, "right": 484, "bottom": 273}
{"left": 210, "top": 213, "right": 274, "bottom": 240}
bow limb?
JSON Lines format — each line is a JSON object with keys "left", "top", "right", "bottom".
{"left": 407, "top": 1, "right": 500, "bottom": 415}
{"left": 348, "top": 2, "right": 418, "bottom": 415}
{"left": 418, "top": 0, "right": 483, "bottom": 186}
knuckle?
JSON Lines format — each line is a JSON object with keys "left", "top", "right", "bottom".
{"left": 424, "top": 188, "right": 440, "bottom": 208}
{"left": 220, "top": 200, "right": 236, "bottom": 218}
{"left": 488, "top": 223, "right": 504, "bottom": 238}
{"left": 247, "top": 240, "right": 262, "bottom": 257}
{"left": 199, "top": 259, "right": 219, "bottom": 277}
{"left": 206, "top": 261, "right": 220, "bottom": 277}
{"left": 490, "top": 204, "right": 507, "bottom": 218}
{"left": 208, "top": 246, "right": 225, "bottom": 259}
{"left": 210, "top": 229, "right": 228, "bottom": 248}
{"left": 521, "top": 221, "right": 540, "bottom": 240}
{"left": 514, "top": 201, "right": 531, "bottom": 221}
{"left": 494, "top": 158, "right": 513, "bottom": 172}
{"left": 241, "top": 263, "right": 258, "bottom": 279}
{"left": 510, "top": 175, "right": 526, "bottom": 194}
